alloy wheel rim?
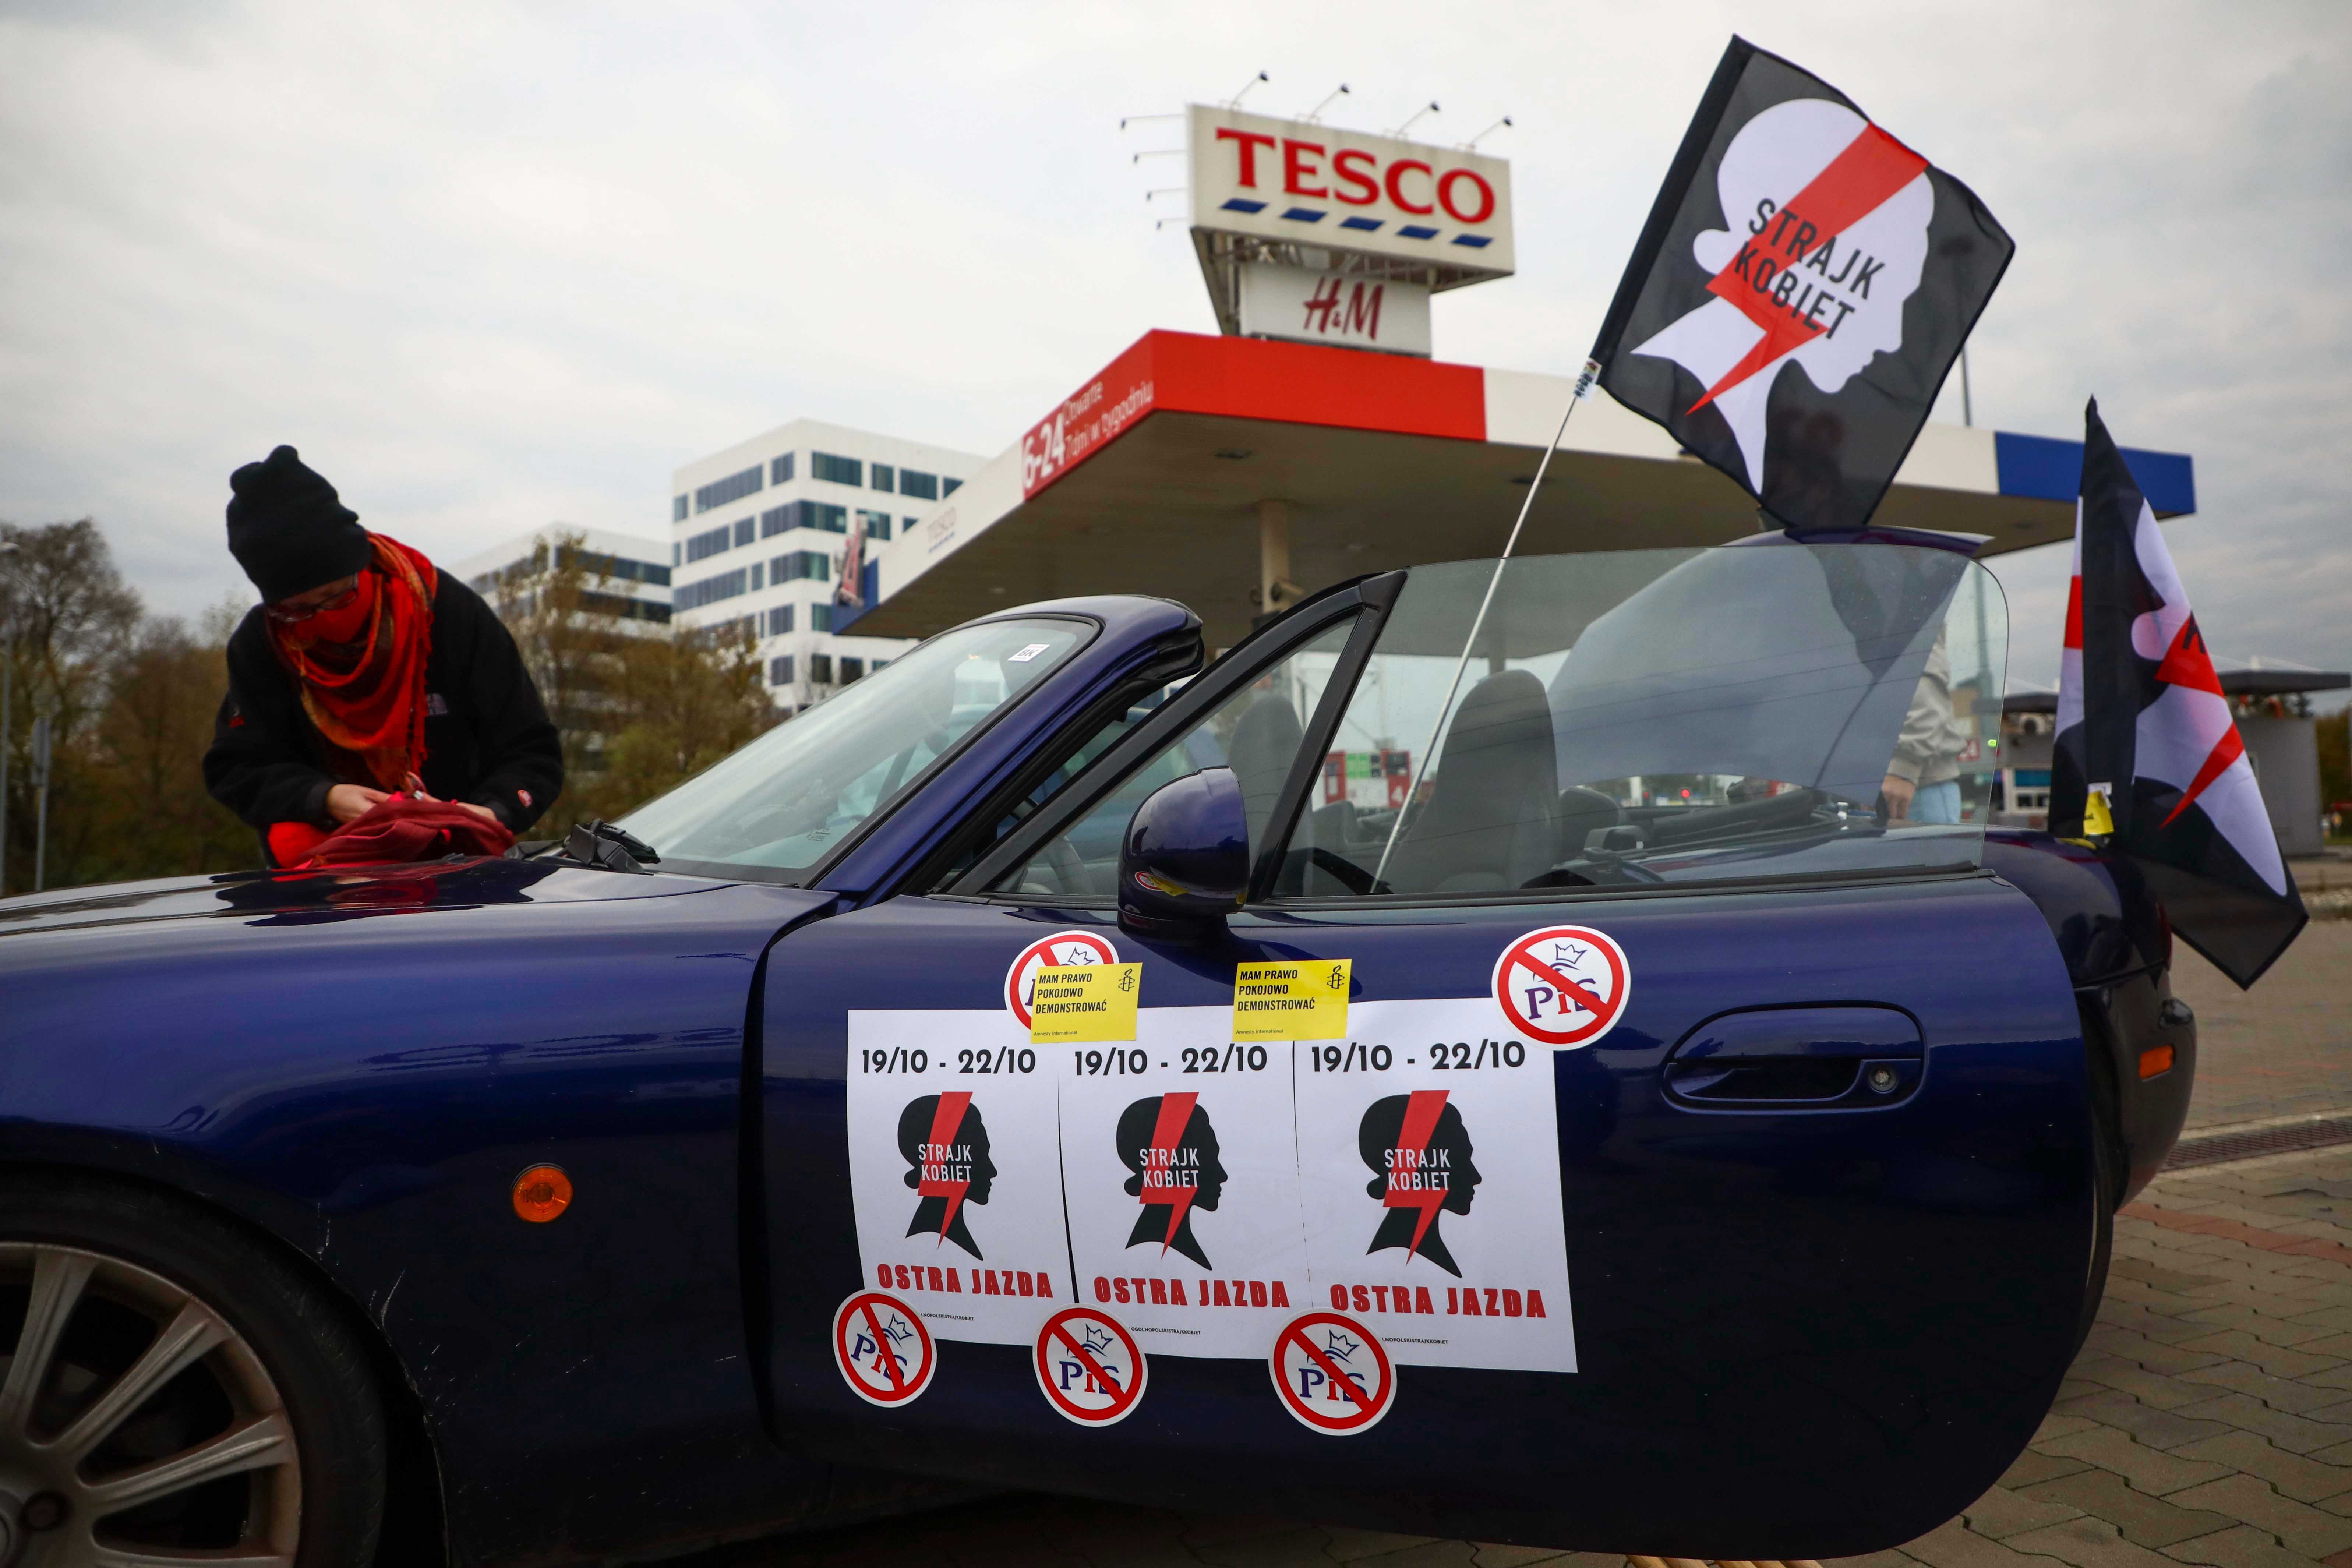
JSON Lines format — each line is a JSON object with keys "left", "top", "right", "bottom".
{"left": 0, "top": 1242, "right": 300, "bottom": 1566}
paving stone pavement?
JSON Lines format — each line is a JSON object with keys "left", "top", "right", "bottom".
{"left": 704, "top": 1144, "right": 2352, "bottom": 1568}
{"left": 2170, "top": 915, "right": 2352, "bottom": 1130}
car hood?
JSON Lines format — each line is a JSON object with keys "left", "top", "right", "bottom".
{"left": 0, "top": 856, "right": 737, "bottom": 940}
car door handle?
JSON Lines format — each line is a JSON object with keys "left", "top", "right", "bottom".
{"left": 1663, "top": 1005, "right": 1924, "bottom": 1110}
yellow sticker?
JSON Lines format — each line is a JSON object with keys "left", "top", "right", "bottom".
{"left": 1028, "top": 963, "right": 1142, "bottom": 1043}
{"left": 2084, "top": 784, "right": 2117, "bottom": 837}
{"left": 1231, "top": 959, "right": 1352, "bottom": 1042}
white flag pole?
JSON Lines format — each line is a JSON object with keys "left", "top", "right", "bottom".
{"left": 1369, "top": 358, "right": 1601, "bottom": 892}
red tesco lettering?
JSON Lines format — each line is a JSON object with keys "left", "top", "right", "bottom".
{"left": 1438, "top": 168, "right": 1495, "bottom": 224}
{"left": 1282, "top": 139, "right": 1327, "bottom": 198}
{"left": 1217, "top": 128, "right": 1277, "bottom": 187}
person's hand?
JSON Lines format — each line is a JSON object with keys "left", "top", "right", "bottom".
{"left": 326, "top": 784, "right": 389, "bottom": 824}
{"left": 1880, "top": 774, "right": 1915, "bottom": 822}
{"left": 452, "top": 801, "right": 500, "bottom": 827}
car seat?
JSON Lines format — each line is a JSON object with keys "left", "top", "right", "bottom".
{"left": 1385, "top": 670, "right": 1560, "bottom": 893}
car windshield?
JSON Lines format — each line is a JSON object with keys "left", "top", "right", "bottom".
{"left": 1284, "top": 540, "right": 2010, "bottom": 896}
{"left": 619, "top": 617, "right": 1090, "bottom": 881}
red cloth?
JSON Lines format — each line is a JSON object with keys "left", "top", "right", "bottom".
{"left": 269, "top": 534, "right": 439, "bottom": 792}
{"left": 266, "top": 821, "right": 331, "bottom": 868}
{"left": 299, "top": 795, "right": 515, "bottom": 868}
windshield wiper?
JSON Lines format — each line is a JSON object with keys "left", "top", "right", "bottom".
{"left": 565, "top": 820, "right": 661, "bottom": 874}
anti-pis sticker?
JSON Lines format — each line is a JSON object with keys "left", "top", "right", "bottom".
{"left": 1492, "top": 926, "right": 1630, "bottom": 1049}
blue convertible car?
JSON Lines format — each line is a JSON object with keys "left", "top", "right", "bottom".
{"left": 0, "top": 532, "right": 2194, "bottom": 1567}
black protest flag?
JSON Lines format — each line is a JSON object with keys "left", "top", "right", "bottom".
{"left": 2052, "top": 400, "right": 2306, "bottom": 988}
{"left": 1589, "top": 38, "right": 2014, "bottom": 532}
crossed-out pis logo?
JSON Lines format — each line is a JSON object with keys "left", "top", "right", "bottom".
{"left": 1118, "top": 1092, "right": 1228, "bottom": 1269}
{"left": 900, "top": 1092, "right": 996, "bottom": 1259}
{"left": 1631, "top": 98, "right": 1932, "bottom": 494}
{"left": 1359, "top": 1090, "right": 1481, "bottom": 1277}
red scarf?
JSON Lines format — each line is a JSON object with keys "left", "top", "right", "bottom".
{"left": 270, "top": 534, "right": 438, "bottom": 792}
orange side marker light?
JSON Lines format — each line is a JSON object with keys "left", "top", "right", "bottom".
{"left": 512, "top": 1164, "right": 573, "bottom": 1222}
{"left": 2139, "top": 1046, "right": 2175, "bottom": 1080}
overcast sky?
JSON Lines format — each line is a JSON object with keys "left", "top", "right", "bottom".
{"left": 2, "top": 1, "right": 2345, "bottom": 703}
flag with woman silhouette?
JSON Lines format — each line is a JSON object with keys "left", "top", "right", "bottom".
{"left": 2052, "top": 400, "right": 2306, "bottom": 988}
{"left": 1588, "top": 36, "right": 2013, "bottom": 533}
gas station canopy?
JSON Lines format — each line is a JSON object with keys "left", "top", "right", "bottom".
{"left": 843, "top": 329, "right": 2197, "bottom": 650}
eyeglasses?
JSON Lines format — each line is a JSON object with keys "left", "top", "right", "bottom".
{"left": 266, "top": 578, "right": 361, "bottom": 623}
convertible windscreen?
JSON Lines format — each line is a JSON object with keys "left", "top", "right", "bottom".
{"left": 621, "top": 617, "right": 1088, "bottom": 880}
{"left": 997, "top": 541, "right": 2007, "bottom": 900}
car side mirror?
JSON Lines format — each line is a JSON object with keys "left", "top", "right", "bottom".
{"left": 1117, "top": 767, "right": 1248, "bottom": 943}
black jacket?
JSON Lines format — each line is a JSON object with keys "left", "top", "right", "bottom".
{"left": 205, "top": 574, "right": 564, "bottom": 838}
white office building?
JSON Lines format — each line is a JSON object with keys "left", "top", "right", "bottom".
{"left": 667, "top": 419, "right": 981, "bottom": 711}
{"left": 450, "top": 524, "right": 674, "bottom": 632}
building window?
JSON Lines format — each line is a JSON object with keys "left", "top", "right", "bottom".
{"left": 943, "top": 477, "right": 962, "bottom": 496}
{"left": 857, "top": 509, "right": 893, "bottom": 542}
{"left": 811, "top": 604, "right": 834, "bottom": 633}
{"left": 766, "top": 604, "right": 795, "bottom": 636}
{"left": 693, "top": 466, "right": 763, "bottom": 513}
{"left": 772, "top": 550, "right": 830, "bottom": 584}
{"left": 763, "top": 499, "right": 847, "bottom": 535}
{"left": 675, "top": 568, "right": 750, "bottom": 611}
{"left": 685, "top": 525, "right": 732, "bottom": 563}
{"left": 769, "top": 655, "right": 795, "bottom": 686}
{"left": 672, "top": 543, "right": 681, "bottom": 565}
{"left": 839, "top": 657, "right": 865, "bottom": 683}
{"left": 749, "top": 562, "right": 764, "bottom": 590}
{"left": 871, "top": 658, "right": 889, "bottom": 672}
{"left": 809, "top": 654, "right": 834, "bottom": 685}
{"left": 870, "top": 464, "right": 895, "bottom": 493}
{"left": 812, "top": 452, "right": 862, "bottom": 487}
{"left": 771, "top": 452, "right": 794, "bottom": 485}
{"left": 672, "top": 495, "right": 688, "bottom": 523}
{"left": 734, "top": 516, "right": 756, "bottom": 548}
{"left": 903, "top": 516, "right": 919, "bottom": 534}
{"left": 898, "top": 469, "right": 939, "bottom": 501}
{"left": 576, "top": 590, "right": 674, "bottom": 624}
{"left": 554, "top": 548, "right": 672, "bottom": 587}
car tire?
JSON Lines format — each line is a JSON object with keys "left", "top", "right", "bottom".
{"left": 0, "top": 1170, "right": 386, "bottom": 1566}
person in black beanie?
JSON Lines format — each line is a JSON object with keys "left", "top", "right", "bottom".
{"left": 203, "top": 445, "right": 564, "bottom": 865}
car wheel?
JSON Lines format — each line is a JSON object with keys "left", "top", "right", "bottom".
{"left": 0, "top": 1173, "right": 386, "bottom": 1566}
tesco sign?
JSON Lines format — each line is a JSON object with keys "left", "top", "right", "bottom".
{"left": 1187, "top": 105, "right": 1515, "bottom": 280}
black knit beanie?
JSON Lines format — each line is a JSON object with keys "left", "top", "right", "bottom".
{"left": 225, "top": 445, "right": 372, "bottom": 602}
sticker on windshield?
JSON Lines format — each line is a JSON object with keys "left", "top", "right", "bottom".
{"left": 1004, "top": 929, "right": 1120, "bottom": 1031}
{"left": 1007, "top": 642, "right": 1053, "bottom": 663}
{"left": 1492, "top": 926, "right": 1630, "bottom": 1049}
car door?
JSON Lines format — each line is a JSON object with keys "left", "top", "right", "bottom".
{"left": 758, "top": 548, "right": 2091, "bottom": 1557}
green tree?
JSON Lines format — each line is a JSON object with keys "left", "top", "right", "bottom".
{"left": 483, "top": 531, "right": 777, "bottom": 829}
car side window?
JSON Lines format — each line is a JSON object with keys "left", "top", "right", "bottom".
{"left": 991, "top": 618, "right": 1357, "bottom": 901}
{"left": 1269, "top": 547, "right": 2007, "bottom": 899}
